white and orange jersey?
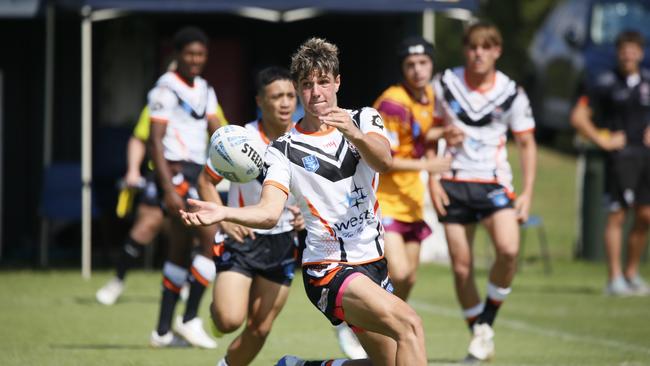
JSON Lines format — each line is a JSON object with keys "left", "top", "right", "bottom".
{"left": 433, "top": 67, "right": 535, "bottom": 190}
{"left": 148, "top": 71, "right": 218, "bottom": 165}
{"left": 263, "top": 107, "right": 388, "bottom": 273}
{"left": 205, "top": 120, "right": 296, "bottom": 235}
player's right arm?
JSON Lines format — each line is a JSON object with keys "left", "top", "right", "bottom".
{"left": 181, "top": 184, "right": 287, "bottom": 229}
{"left": 124, "top": 136, "right": 146, "bottom": 187}
{"left": 148, "top": 87, "right": 185, "bottom": 215}
{"left": 570, "top": 97, "right": 625, "bottom": 151}
{"left": 197, "top": 167, "right": 255, "bottom": 242}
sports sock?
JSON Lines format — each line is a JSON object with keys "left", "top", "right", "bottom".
{"left": 478, "top": 282, "right": 511, "bottom": 326}
{"left": 116, "top": 237, "right": 145, "bottom": 280}
{"left": 463, "top": 302, "right": 485, "bottom": 330}
{"left": 183, "top": 255, "right": 216, "bottom": 322}
{"left": 156, "top": 261, "right": 187, "bottom": 335}
{"left": 216, "top": 357, "right": 229, "bottom": 366}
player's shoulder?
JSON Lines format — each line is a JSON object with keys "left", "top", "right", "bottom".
{"left": 349, "top": 107, "right": 382, "bottom": 128}
{"left": 269, "top": 131, "right": 293, "bottom": 154}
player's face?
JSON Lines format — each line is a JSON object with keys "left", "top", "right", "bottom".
{"left": 464, "top": 41, "right": 501, "bottom": 76}
{"left": 617, "top": 42, "right": 644, "bottom": 76}
{"left": 402, "top": 54, "right": 433, "bottom": 90}
{"left": 297, "top": 71, "right": 340, "bottom": 117}
{"left": 177, "top": 41, "right": 208, "bottom": 79}
{"left": 257, "top": 79, "right": 297, "bottom": 128}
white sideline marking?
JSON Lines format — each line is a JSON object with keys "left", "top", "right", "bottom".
{"left": 410, "top": 300, "right": 650, "bottom": 356}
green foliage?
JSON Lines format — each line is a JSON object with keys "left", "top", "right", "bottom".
{"left": 435, "top": 0, "right": 562, "bottom": 83}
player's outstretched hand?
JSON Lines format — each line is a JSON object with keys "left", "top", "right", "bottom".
{"left": 319, "top": 107, "right": 362, "bottom": 141}
{"left": 180, "top": 198, "right": 225, "bottom": 226}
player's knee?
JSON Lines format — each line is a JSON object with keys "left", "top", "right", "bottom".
{"left": 247, "top": 321, "right": 272, "bottom": 340}
{"left": 496, "top": 245, "right": 518, "bottom": 263}
{"left": 451, "top": 260, "right": 472, "bottom": 280}
{"left": 211, "top": 304, "right": 244, "bottom": 333}
{"left": 390, "top": 267, "right": 411, "bottom": 286}
{"left": 394, "top": 306, "right": 423, "bottom": 341}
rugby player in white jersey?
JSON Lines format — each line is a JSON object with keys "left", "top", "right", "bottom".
{"left": 147, "top": 26, "right": 221, "bottom": 349}
{"left": 430, "top": 21, "right": 537, "bottom": 362}
{"left": 197, "top": 66, "right": 305, "bottom": 366}
{"left": 180, "top": 38, "right": 428, "bottom": 366}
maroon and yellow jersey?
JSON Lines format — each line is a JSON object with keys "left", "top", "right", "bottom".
{"left": 373, "top": 84, "right": 435, "bottom": 222}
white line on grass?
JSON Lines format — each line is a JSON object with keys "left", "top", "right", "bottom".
{"left": 410, "top": 300, "right": 650, "bottom": 356}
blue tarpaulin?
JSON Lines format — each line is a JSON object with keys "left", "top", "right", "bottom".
{"left": 57, "top": 0, "right": 478, "bottom": 13}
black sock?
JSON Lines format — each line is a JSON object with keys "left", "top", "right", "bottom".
{"left": 116, "top": 237, "right": 144, "bottom": 281}
{"left": 156, "top": 280, "right": 180, "bottom": 335}
{"left": 478, "top": 297, "right": 502, "bottom": 326}
{"left": 304, "top": 362, "right": 327, "bottom": 366}
{"left": 183, "top": 271, "right": 208, "bottom": 322}
{"left": 466, "top": 316, "right": 479, "bottom": 331}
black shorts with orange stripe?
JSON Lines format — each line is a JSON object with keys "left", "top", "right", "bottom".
{"left": 213, "top": 231, "right": 297, "bottom": 285}
{"left": 303, "top": 258, "right": 393, "bottom": 328}
{"left": 143, "top": 161, "right": 203, "bottom": 212}
{"left": 438, "top": 180, "right": 514, "bottom": 224}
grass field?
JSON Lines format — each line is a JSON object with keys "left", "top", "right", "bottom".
{"left": 1, "top": 262, "right": 649, "bottom": 366}
{"left": 2, "top": 145, "right": 650, "bottom": 365}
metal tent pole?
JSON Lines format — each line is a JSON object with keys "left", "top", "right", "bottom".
{"left": 81, "top": 6, "right": 93, "bottom": 279}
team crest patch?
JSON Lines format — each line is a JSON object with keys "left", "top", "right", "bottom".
{"left": 302, "top": 155, "right": 320, "bottom": 172}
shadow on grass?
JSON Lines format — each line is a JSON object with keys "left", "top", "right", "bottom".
{"left": 513, "top": 284, "right": 600, "bottom": 295}
{"left": 74, "top": 295, "right": 159, "bottom": 305}
{"left": 50, "top": 343, "right": 150, "bottom": 350}
{"left": 427, "top": 358, "right": 465, "bottom": 365}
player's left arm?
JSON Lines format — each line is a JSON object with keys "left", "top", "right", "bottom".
{"left": 513, "top": 131, "right": 536, "bottom": 223}
{"left": 510, "top": 89, "right": 537, "bottom": 223}
{"left": 320, "top": 107, "right": 392, "bottom": 172}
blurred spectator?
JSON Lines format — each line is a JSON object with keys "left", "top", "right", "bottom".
{"left": 570, "top": 30, "right": 650, "bottom": 296}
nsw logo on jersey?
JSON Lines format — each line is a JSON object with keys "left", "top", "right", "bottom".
{"left": 302, "top": 155, "right": 320, "bottom": 172}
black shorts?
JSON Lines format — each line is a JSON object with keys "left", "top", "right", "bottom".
{"left": 605, "top": 149, "right": 650, "bottom": 211}
{"left": 142, "top": 162, "right": 202, "bottom": 212}
{"left": 213, "top": 231, "right": 297, "bottom": 285}
{"left": 303, "top": 258, "right": 393, "bottom": 329}
{"left": 438, "top": 180, "right": 514, "bottom": 224}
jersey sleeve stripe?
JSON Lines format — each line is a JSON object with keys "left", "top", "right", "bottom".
{"left": 150, "top": 117, "right": 168, "bottom": 124}
{"left": 512, "top": 127, "right": 535, "bottom": 135}
{"left": 263, "top": 180, "right": 289, "bottom": 196}
{"left": 304, "top": 196, "right": 336, "bottom": 238}
{"left": 204, "top": 166, "right": 223, "bottom": 183}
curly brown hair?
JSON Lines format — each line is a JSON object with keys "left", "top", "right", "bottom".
{"left": 290, "top": 37, "right": 340, "bottom": 83}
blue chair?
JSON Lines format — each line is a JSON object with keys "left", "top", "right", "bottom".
{"left": 519, "top": 215, "right": 552, "bottom": 274}
{"left": 39, "top": 162, "right": 100, "bottom": 266}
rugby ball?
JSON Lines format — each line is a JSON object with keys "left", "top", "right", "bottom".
{"left": 208, "top": 125, "right": 265, "bottom": 183}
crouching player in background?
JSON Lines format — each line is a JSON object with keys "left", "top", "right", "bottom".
{"left": 182, "top": 38, "right": 428, "bottom": 366}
